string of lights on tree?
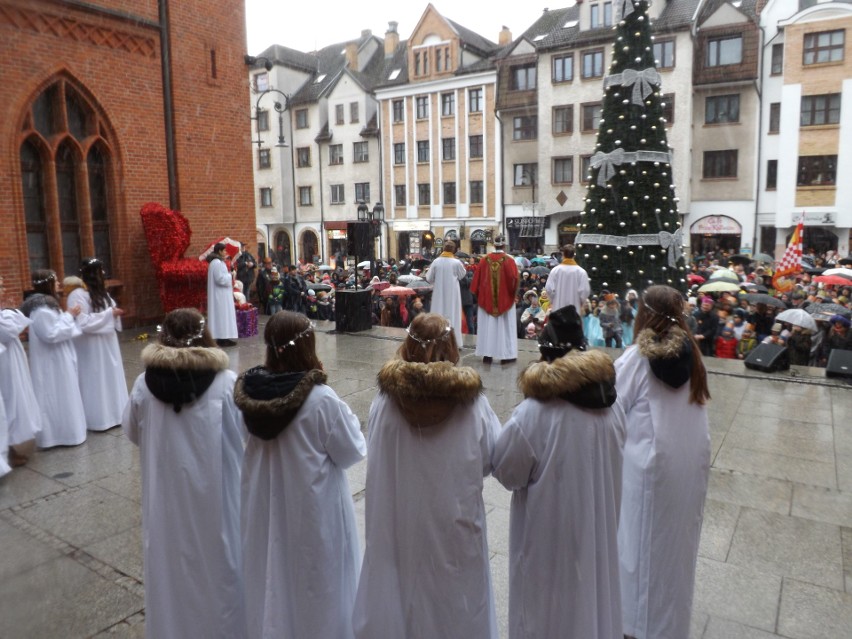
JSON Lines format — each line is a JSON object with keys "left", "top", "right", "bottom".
{"left": 575, "top": 0, "right": 687, "bottom": 294}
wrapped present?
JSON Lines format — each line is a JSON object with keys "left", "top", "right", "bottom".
{"left": 236, "top": 306, "right": 258, "bottom": 338}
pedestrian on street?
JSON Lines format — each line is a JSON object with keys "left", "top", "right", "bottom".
{"left": 206, "top": 242, "right": 238, "bottom": 347}
{"left": 255, "top": 257, "right": 275, "bottom": 314}
{"left": 545, "top": 244, "right": 590, "bottom": 313}
{"left": 471, "top": 235, "right": 519, "bottom": 364}
{"left": 425, "top": 240, "right": 467, "bottom": 347}
{"left": 235, "top": 242, "right": 257, "bottom": 301}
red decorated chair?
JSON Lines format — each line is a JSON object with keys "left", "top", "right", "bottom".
{"left": 140, "top": 202, "right": 208, "bottom": 312}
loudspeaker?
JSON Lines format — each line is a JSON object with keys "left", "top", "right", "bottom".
{"left": 335, "top": 289, "right": 372, "bottom": 332}
{"left": 826, "top": 349, "right": 852, "bottom": 379}
{"left": 744, "top": 343, "right": 789, "bottom": 373}
{"left": 347, "top": 222, "right": 373, "bottom": 258}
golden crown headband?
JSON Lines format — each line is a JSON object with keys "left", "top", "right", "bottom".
{"left": 405, "top": 322, "right": 452, "bottom": 349}
{"left": 157, "top": 317, "right": 206, "bottom": 346}
{"left": 275, "top": 321, "right": 315, "bottom": 353}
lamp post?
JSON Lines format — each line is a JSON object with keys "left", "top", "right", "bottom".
{"left": 357, "top": 201, "right": 384, "bottom": 281}
{"left": 251, "top": 88, "right": 290, "bottom": 149}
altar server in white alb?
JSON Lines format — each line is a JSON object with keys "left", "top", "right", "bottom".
{"left": 0, "top": 276, "right": 41, "bottom": 466}
{"left": 545, "top": 244, "right": 590, "bottom": 313}
{"left": 425, "top": 239, "right": 467, "bottom": 347}
{"left": 21, "top": 270, "right": 87, "bottom": 449}
{"left": 66, "top": 258, "right": 128, "bottom": 431}
{"left": 236, "top": 311, "right": 365, "bottom": 639}
{"left": 354, "top": 313, "right": 500, "bottom": 639}
{"left": 492, "top": 304, "right": 625, "bottom": 639}
{"left": 207, "top": 242, "right": 239, "bottom": 346}
{"left": 123, "top": 308, "right": 246, "bottom": 639}
{"left": 615, "top": 285, "right": 711, "bottom": 639}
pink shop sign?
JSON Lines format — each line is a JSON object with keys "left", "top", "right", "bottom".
{"left": 691, "top": 215, "right": 742, "bottom": 235}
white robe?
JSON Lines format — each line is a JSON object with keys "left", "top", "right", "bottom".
{"left": 207, "top": 257, "right": 238, "bottom": 339}
{"left": 545, "top": 263, "right": 591, "bottom": 312}
{"left": 241, "top": 385, "right": 366, "bottom": 639}
{"left": 492, "top": 397, "right": 625, "bottom": 639}
{"left": 123, "top": 368, "right": 247, "bottom": 639}
{"left": 353, "top": 394, "right": 501, "bottom": 639}
{"left": 28, "top": 306, "right": 87, "bottom": 448}
{"left": 67, "top": 289, "right": 129, "bottom": 431}
{"left": 474, "top": 307, "right": 518, "bottom": 360}
{"left": 614, "top": 346, "right": 710, "bottom": 639}
{"left": 0, "top": 309, "right": 41, "bottom": 445}
{"left": 0, "top": 344, "right": 11, "bottom": 478}
{"left": 425, "top": 256, "right": 466, "bottom": 346}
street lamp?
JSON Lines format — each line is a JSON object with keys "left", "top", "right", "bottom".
{"left": 356, "top": 201, "right": 384, "bottom": 280}
{"left": 251, "top": 88, "right": 290, "bottom": 148}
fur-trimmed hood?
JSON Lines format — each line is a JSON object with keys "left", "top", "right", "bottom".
{"left": 234, "top": 367, "right": 327, "bottom": 440}
{"left": 142, "top": 343, "right": 230, "bottom": 412}
{"left": 636, "top": 326, "right": 693, "bottom": 389}
{"left": 377, "top": 359, "right": 482, "bottom": 428}
{"left": 519, "top": 349, "right": 617, "bottom": 409}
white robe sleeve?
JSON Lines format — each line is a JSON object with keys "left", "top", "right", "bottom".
{"left": 212, "top": 260, "right": 232, "bottom": 288}
{"left": 0, "top": 309, "right": 32, "bottom": 342}
{"left": 320, "top": 390, "right": 366, "bottom": 469}
{"left": 491, "top": 413, "right": 537, "bottom": 491}
{"left": 69, "top": 290, "right": 118, "bottom": 336}
{"left": 31, "top": 307, "right": 81, "bottom": 343}
{"left": 424, "top": 267, "right": 435, "bottom": 284}
{"left": 122, "top": 374, "right": 145, "bottom": 445}
{"left": 614, "top": 347, "right": 640, "bottom": 414}
{"left": 455, "top": 261, "right": 466, "bottom": 281}
{"left": 477, "top": 396, "right": 501, "bottom": 477}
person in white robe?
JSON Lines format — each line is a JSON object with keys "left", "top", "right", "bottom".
{"left": 67, "top": 258, "right": 128, "bottom": 431}
{"left": 353, "top": 313, "right": 500, "bottom": 639}
{"left": 122, "top": 308, "right": 246, "bottom": 639}
{"left": 0, "top": 344, "right": 11, "bottom": 478}
{"left": 21, "top": 271, "right": 87, "bottom": 449}
{"left": 424, "top": 240, "right": 467, "bottom": 346}
{"left": 492, "top": 305, "right": 625, "bottom": 639}
{"left": 614, "top": 285, "right": 711, "bottom": 639}
{"left": 235, "top": 311, "right": 366, "bottom": 639}
{"left": 545, "top": 244, "right": 591, "bottom": 312}
{"left": 207, "top": 243, "right": 238, "bottom": 345}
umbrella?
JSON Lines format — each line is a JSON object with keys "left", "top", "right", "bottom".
{"left": 745, "top": 293, "right": 786, "bottom": 308}
{"left": 820, "top": 268, "right": 852, "bottom": 279}
{"left": 369, "top": 281, "right": 390, "bottom": 291}
{"left": 805, "top": 303, "right": 851, "bottom": 318}
{"left": 455, "top": 251, "right": 471, "bottom": 259}
{"left": 357, "top": 260, "right": 372, "bottom": 269}
{"left": 740, "top": 282, "right": 769, "bottom": 294}
{"left": 308, "top": 283, "right": 333, "bottom": 293}
{"left": 803, "top": 266, "right": 826, "bottom": 275}
{"left": 698, "top": 281, "right": 740, "bottom": 293}
{"left": 727, "top": 254, "right": 752, "bottom": 266}
{"left": 397, "top": 274, "right": 420, "bottom": 283}
{"left": 199, "top": 236, "right": 240, "bottom": 262}
{"left": 380, "top": 286, "right": 419, "bottom": 298}
{"left": 317, "top": 264, "right": 334, "bottom": 271}
{"left": 514, "top": 256, "right": 531, "bottom": 269}
{"left": 405, "top": 279, "right": 432, "bottom": 290}
{"left": 813, "top": 275, "right": 852, "bottom": 286}
{"left": 709, "top": 268, "right": 739, "bottom": 281}
{"left": 409, "top": 259, "right": 431, "bottom": 270}
{"left": 838, "top": 257, "right": 852, "bottom": 266}
{"left": 775, "top": 308, "right": 818, "bottom": 332}
{"left": 752, "top": 252, "right": 775, "bottom": 263}
{"left": 530, "top": 266, "right": 551, "bottom": 275}
{"left": 687, "top": 274, "right": 706, "bottom": 285}
{"left": 530, "top": 257, "right": 548, "bottom": 265}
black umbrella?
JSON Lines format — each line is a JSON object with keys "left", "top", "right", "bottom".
{"left": 745, "top": 293, "right": 786, "bottom": 308}
{"left": 740, "top": 282, "right": 769, "bottom": 294}
{"left": 530, "top": 266, "right": 550, "bottom": 275}
{"left": 727, "top": 254, "right": 752, "bottom": 265}
{"left": 752, "top": 252, "right": 775, "bottom": 263}
{"left": 409, "top": 258, "right": 431, "bottom": 270}
{"left": 804, "top": 303, "right": 851, "bottom": 318}
{"left": 839, "top": 257, "right": 852, "bottom": 266}
{"left": 455, "top": 251, "right": 471, "bottom": 259}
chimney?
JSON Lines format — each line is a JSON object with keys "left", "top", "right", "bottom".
{"left": 361, "top": 29, "right": 372, "bottom": 39}
{"left": 499, "top": 25, "right": 512, "bottom": 46}
{"left": 385, "top": 21, "right": 399, "bottom": 57}
{"left": 345, "top": 42, "right": 358, "bottom": 70}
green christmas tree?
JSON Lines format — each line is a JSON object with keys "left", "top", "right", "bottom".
{"left": 575, "top": 0, "right": 686, "bottom": 294}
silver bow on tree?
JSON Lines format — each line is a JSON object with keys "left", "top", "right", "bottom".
{"left": 590, "top": 148, "right": 626, "bottom": 186}
{"left": 617, "top": 0, "right": 637, "bottom": 21}
{"left": 620, "top": 68, "right": 661, "bottom": 106}
{"left": 658, "top": 228, "right": 684, "bottom": 267}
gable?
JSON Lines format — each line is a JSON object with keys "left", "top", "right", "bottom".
{"left": 702, "top": 3, "right": 751, "bottom": 28}
{"left": 508, "top": 39, "right": 537, "bottom": 56}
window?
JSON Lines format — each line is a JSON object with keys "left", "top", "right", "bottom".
{"left": 299, "top": 186, "right": 312, "bottom": 205}
{"left": 418, "top": 183, "right": 431, "bottom": 205}
{"left": 553, "top": 157, "right": 573, "bottom": 184}
{"left": 661, "top": 93, "right": 675, "bottom": 124}
{"left": 552, "top": 54, "right": 573, "bottom": 83}
{"left": 393, "top": 99, "right": 404, "bottom": 122}
{"left": 330, "top": 184, "right": 345, "bottom": 204}
{"left": 394, "top": 142, "right": 405, "bottom": 164}
{"left": 510, "top": 64, "right": 536, "bottom": 90}
{"left": 513, "top": 115, "right": 537, "bottom": 140}
{"left": 766, "top": 160, "right": 777, "bottom": 190}
{"left": 414, "top": 52, "right": 421, "bottom": 76}
{"left": 444, "top": 182, "right": 456, "bottom": 204}
{"left": 335, "top": 104, "right": 344, "bottom": 125}
{"left": 469, "top": 135, "right": 483, "bottom": 158}
{"left": 706, "top": 36, "right": 743, "bottom": 67}
{"left": 590, "top": 2, "right": 613, "bottom": 28}
{"left": 394, "top": 184, "right": 406, "bottom": 207}
{"left": 803, "top": 30, "right": 845, "bottom": 65}
{"left": 417, "top": 140, "right": 429, "bottom": 163}
{"left": 353, "top": 141, "right": 369, "bottom": 163}
{"left": 514, "top": 163, "right": 537, "bottom": 186}
{"left": 258, "top": 148, "right": 271, "bottom": 169}
{"left": 654, "top": 39, "right": 675, "bottom": 69}
{"left": 469, "top": 88, "right": 482, "bottom": 112}
{"left": 350, "top": 101, "right": 359, "bottom": 123}
{"left": 295, "top": 109, "right": 308, "bottom": 129}
{"left": 254, "top": 72, "right": 269, "bottom": 92}
{"left": 257, "top": 109, "right": 270, "bottom": 132}
{"left": 442, "top": 137, "right": 456, "bottom": 161}
{"left": 582, "top": 49, "right": 604, "bottom": 78}
{"left": 580, "top": 155, "right": 592, "bottom": 183}
{"left": 797, "top": 155, "right": 837, "bottom": 186}
{"left": 553, "top": 106, "right": 573, "bottom": 134}
{"left": 771, "top": 44, "right": 783, "bottom": 75}
{"left": 260, "top": 187, "right": 273, "bottom": 207}
{"left": 297, "top": 147, "right": 311, "bottom": 167}
{"left": 582, "top": 102, "right": 602, "bottom": 131}
{"left": 441, "top": 92, "right": 455, "bottom": 116}
{"left": 800, "top": 94, "right": 841, "bottom": 126}
{"left": 470, "top": 180, "right": 483, "bottom": 204}
{"left": 769, "top": 103, "right": 781, "bottom": 133}
{"left": 416, "top": 96, "right": 429, "bottom": 119}
{"left": 703, "top": 150, "right": 738, "bottom": 179}
{"left": 355, "top": 182, "right": 370, "bottom": 203}
{"left": 329, "top": 144, "right": 343, "bottom": 165}
{"left": 705, "top": 94, "right": 740, "bottom": 124}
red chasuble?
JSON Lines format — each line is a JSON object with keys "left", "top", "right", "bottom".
{"left": 471, "top": 252, "right": 519, "bottom": 317}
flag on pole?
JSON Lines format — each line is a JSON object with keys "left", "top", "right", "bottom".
{"left": 772, "top": 217, "right": 804, "bottom": 293}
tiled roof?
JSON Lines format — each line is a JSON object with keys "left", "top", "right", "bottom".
{"left": 446, "top": 18, "right": 500, "bottom": 56}
{"left": 255, "top": 44, "right": 317, "bottom": 73}
{"left": 374, "top": 39, "right": 409, "bottom": 89}
{"left": 655, "top": 0, "right": 703, "bottom": 30}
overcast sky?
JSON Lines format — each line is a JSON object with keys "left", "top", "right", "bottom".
{"left": 244, "top": 1, "right": 558, "bottom": 54}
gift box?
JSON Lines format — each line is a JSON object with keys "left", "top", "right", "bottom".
{"left": 236, "top": 306, "right": 258, "bottom": 338}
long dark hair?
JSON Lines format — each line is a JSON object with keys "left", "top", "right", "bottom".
{"left": 264, "top": 311, "right": 322, "bottom": 372}
{"left": 397, "top": 313, "right": 459, "bottom": 364}
{"left": 80, "top": 258, "right": 110, "bottom": 312}
{"left": 31, "top": 269, "right": 57, "bottom": 297}
{"left": 158, "top": 308, "right": 216, "bottom": 348}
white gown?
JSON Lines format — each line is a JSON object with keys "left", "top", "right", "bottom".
{"left": 474, "top": 307, "right": 518, "bottom": 360}
{"left": 0, "top": 309, "right": 41, "bottom": 445}
{"left": 615, "top": 345, "right": 710, "bottom": 639}
{"left": 207, "top": 258, "right": 238, "bottom": 339}
{"left": 28, "top": 306, "right": 87, "bottom": 448}
{"left": 0, "top": 344, "right": 11, "bottom": 478}
{"left": 545, "top": 263, "right": 591, "bottom": 312}
{"left": 425, "top": 256, "right": 466, "bottom": 346}
{"left": 67, "top": 289, "right": 128, "bottom": 431}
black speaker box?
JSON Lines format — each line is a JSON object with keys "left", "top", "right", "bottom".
{"left": 826, "top": 349, "right": 852, "bottom": 379}
{"left": 744, "top": 343, "right": 789, "bottom": 373}
{"left": 347, "top": 222, "right": 373, "bottom": 258}
{"left": 335, "top": 289, "right": 372, "bottom": 332}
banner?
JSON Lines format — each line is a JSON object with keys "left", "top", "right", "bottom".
{"left": 772, "top": 218, "right": 803, "bottom": 293}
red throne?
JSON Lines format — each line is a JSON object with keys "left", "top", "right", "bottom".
{"left": 140, "top": 202, "right": 208, "bottom": 312}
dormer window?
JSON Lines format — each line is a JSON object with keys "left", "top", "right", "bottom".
{"left": 590, "top": 2, "right": 613, "bottom": 29}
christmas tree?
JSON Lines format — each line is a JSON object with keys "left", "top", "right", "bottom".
{"left": 575, "top": 0, "right": 686, "bottom": 294}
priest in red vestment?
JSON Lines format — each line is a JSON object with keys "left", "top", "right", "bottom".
{"left": 471, "top": 236, "right": 519, "bottom": 364}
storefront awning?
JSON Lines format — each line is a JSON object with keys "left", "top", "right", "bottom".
{"left": 324, "top": 221, "right": 349, "bottom": 231}
{"left": 690, "top": 215, "right": 741, "bottom": 235}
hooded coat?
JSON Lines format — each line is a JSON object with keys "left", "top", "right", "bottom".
{"left": 122, "top": 343, "right": 247, "bottom": 639}
{"left": 234, "top": 366, "right": 365, "bottom": 639}
{"left": 492, "top": 349, "right": 626, "bottom": 639}
{"left": 615, "top": 327, "right": 710, "bottom": 639}
{"left": 353, "top": 360, "right": 501, "bottom": 639}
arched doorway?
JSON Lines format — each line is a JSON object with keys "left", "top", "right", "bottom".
{"left": 274, "top": 230, "right": 291, "bottom": 266}
{"left": 470, "top": 229, "right": 488, "bottom": 255}
{"left": 300, "top": 229, "right": 319, "bottom": 265}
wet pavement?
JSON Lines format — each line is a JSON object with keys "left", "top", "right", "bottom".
{"left": 1, "top": 318, "right": 851, "bottom": 638}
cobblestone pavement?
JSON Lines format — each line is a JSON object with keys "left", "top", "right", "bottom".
{"left": 1, "top": 319, "right": 851, "bottom": 638}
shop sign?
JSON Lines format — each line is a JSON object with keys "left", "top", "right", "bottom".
{"left": 690, "top": 215, "right": 741, "bottom": 235}
{"left": 802, "top": 212, "right": 836, "bottom": 225}
{"left": 394, "top": 220, "right": 431, "bottom": 231}
{"left": 326, "top": 230, "right": 347, "bottom": 239}
{"left": 434, "top": 237, "right": 444, "bottom": 248}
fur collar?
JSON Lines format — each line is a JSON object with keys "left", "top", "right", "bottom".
{"left": 518, "top": 349, "right": 617, "bottom": 408}
{"left": 141, "top": 343, "right": 230, "bottom": 371}
{"left": 636, "top": 326, "right": 689, "bottom": 359}
{"left": 377, "top": 359, "right": 482, "bottom": 428}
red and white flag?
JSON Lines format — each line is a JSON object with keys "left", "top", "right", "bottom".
{"left": 772, "top": 217, "right": 803, "bottom": 292}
